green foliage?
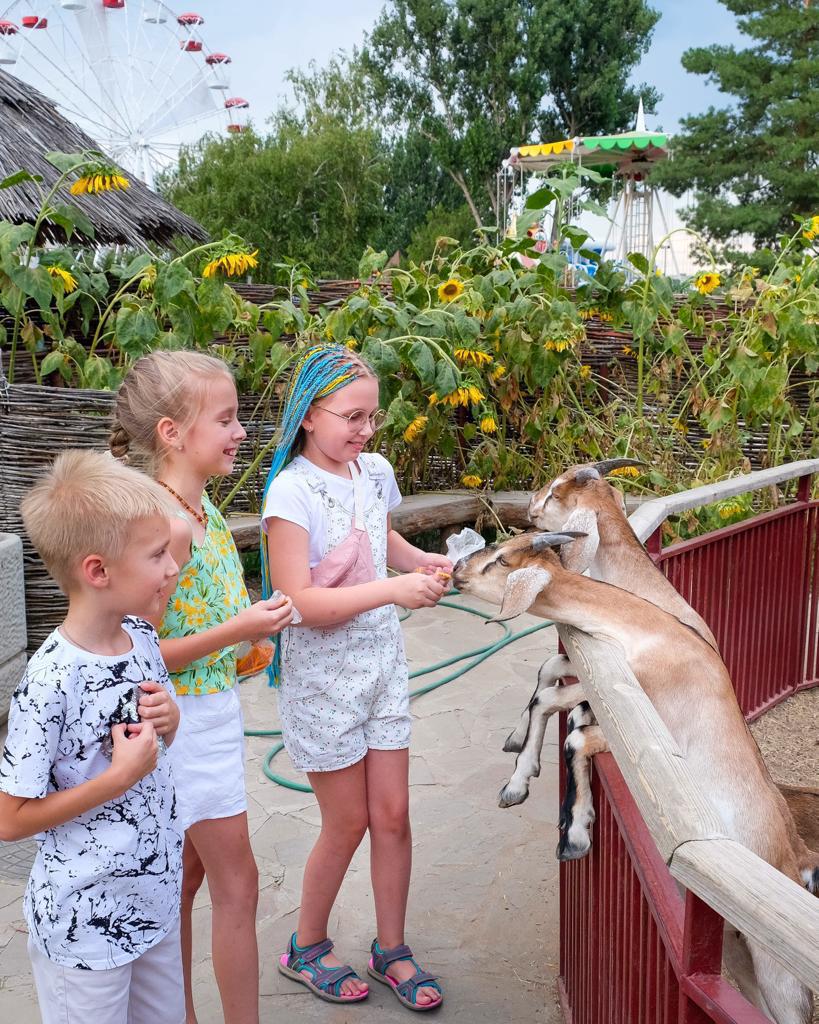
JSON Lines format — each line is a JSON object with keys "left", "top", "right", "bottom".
{"left": 3, "top": 152, "right": 818, "bottom": 524}
{"left": 363, "top": 0, "right": 660, "bottom": 228}
{"left": 654, "top": 0, "right": 819, "bottom": 259}
{"left": 159, "top": 118, "right": 387, "bottom": 280}
{"left": 406, "top": 204, "right": 477, "bottom": 263}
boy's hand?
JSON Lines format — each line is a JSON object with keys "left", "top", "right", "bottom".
{"left": 392, "top": 571, "right": 447, "bottom": 610}
{"left": 137, "top": 681, "right": 179, "bottom": 737}
{"left": 109, "top": 721, "right": 158, "bottom": 793}
{"left": 235, "top": 596, "right": 294, "bottom": 641}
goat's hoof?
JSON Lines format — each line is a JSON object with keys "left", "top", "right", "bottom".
{"left": 556, "top": 834, "right": 591, "bottom": 862}
{"left": 503, "top": 732, "right": 525, "bottom": 754}
{"left": 498, "top": 782, "right": 529, "bottom": 808}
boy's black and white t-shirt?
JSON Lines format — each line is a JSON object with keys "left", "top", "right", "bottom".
{"left": 0, "top": 617, "right": 182, "bottom": 969}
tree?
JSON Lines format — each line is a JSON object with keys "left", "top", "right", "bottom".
{"left": 655, "top": 0, "right": 819, "bottom": 255}
{"left": 363, "top": 0, "right": 660, "bottom": 229}
{"left": 158, "top": 59, "right": 389, "bottom": 280}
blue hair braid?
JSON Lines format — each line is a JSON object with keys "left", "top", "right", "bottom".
{"left": 260, "top": 345, "right": 360, "bottom": 686}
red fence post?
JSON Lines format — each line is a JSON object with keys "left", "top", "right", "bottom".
{"left": 678, "top": 890, "right": 725, "bottom": 1024}
{"left": 646, "top": 525, "right": 663, "bottom": 564}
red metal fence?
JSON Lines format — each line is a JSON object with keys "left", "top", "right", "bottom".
{"left": 558, "top": 474, "right": 818, "bottom": 1024}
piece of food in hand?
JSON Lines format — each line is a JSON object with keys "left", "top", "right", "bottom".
{"left": 415, "top": 566, "right": 452, "bottom": 581}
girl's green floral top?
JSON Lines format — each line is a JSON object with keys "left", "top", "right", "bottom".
{"left": 160, "top": 494, "right": 250, "bottom": 696}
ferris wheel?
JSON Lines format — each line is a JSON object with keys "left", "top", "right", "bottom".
{"left": 0, "top": 1, "right": 250, "bottom": 186}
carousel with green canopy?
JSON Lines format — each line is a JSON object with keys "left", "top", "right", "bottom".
{"left": 500, "top": 102, "right": 677, "bottom": 273}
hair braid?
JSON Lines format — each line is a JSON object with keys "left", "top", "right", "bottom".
{"left": 260, "top": 344, "right": 374, "bottom": 686}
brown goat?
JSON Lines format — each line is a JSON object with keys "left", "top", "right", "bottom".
{"left": 453, "top": 531, "right": 814, "bottom": 1024}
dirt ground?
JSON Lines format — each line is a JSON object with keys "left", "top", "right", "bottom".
{"left": 750, "top": 687, "right": 818, "bottom": 789}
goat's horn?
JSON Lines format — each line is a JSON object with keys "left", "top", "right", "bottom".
{"left": 532, "top": 530, "right": 587, "bottom": 550}
{"left": 592, "top": 458, "right": 646, "bottom": 476}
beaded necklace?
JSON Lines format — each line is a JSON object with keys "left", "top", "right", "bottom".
{"left": 157, "top": 480, "right": 209, "bottom": 529}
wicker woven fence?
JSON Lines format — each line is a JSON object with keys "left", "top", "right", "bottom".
{"left": 2, "top": 279, "right": 815, "bottom": 650}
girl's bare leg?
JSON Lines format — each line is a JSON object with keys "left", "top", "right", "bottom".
{"left": 365, "top": 747, "right": 439, "bottom": 1006}
{"left": 186, "top": 812, "right": 260, "bottom": 1024}
{"left": 294, "top": 759, "right": 370, "bottom": 998}
{"left": 180, "top": 835, "right": 206, "bottom": 1024}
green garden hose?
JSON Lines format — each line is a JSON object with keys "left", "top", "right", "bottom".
{"left": 243, "top": 597, "right": 554, "bottom": 794}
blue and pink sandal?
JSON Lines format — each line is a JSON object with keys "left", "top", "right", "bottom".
{"left": 278, "top": 933, "right": 369, "bottom": 1004}
{"left": 367, "top": 939, "right": 443, "bottom": 1012}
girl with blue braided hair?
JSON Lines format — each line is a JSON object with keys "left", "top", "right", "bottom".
{"left": 262, "top": 344, "right": 450, "bottom": 1010}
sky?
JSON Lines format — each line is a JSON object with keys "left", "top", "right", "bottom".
{"left": 194, "top": 0, "right": 748, "bottom": 139}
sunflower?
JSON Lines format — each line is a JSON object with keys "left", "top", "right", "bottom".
{"left": 579, "top": 364, "right": 591, "bottom": 380}
{"left": 609, "top": 466, "right": 640, "bottom": 479}
{"left": 70, "top": 167, "right": 130, "bottom": 195}
{"left": 454, "top": 347, "right": 492, "bottom": 367}
{"left": 803, "top": 215, "right": 819, "bottom": 241}
{"left": 438, "top": 385, "right": 485, "bottom": 407}
{"left": 717, "top": 500, "right": 744, "bottom": 520}
{"left": 461, "top": 474, "right": 483, "bottom": 488}
{"left": 544, "top": 339, "right": 573, "bottom": 352}
{"left": 694, "top": 271, "right": 721, "bottom": 296}
{"left": 479, "top": 415, "right": 497, "bottom": 434}
{"left": 437, "top": 278, "right": 464, "bottom": 302}
{"left": 403, "top": 416, "right": 428, "bottom": 443}
{"left": 46, "top": 266, "right": 77, "bottom": 293}
{"left": 579, "top": 307, "right": 599, "bottom": 321}
{"left": 344, "top": 337, "right": 359, "bottom": 350}
{"left": 203, "top": 247, "right": 259, "bottom": 278}
{"left": 489, "top": 363, "right": 506, "bottom": 381}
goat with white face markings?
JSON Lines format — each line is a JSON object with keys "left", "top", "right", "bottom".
{"left": 509, "top": 460, "right": 818, "bottom": 897}
{"left": 452, "top": 530, "right": 814, "bottom": 1024}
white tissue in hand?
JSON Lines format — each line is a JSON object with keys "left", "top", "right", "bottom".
{"left": 446, "top": 527, "right": 486, "bottom": 565}
{"left": 270, "top": 589, "right": 303, "bottom": 625}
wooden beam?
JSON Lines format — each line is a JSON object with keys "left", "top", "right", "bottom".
{"left": 558, "top": 623, "right": 819, "bottom": 996}
{"left": 557, "top": 626, "right": 726, "bottom": 862}
{"left": 671, "top": 838, "right": 819, "bottom": 993}
{"left": 629, "top": 459, "right": 819, "bottom": 543}
{"left": 227, "top": 490, "right": 535, "bottom": 550}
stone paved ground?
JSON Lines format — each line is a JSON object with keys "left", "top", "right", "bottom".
{"left": 0, "top": 596, "right": 564, "bottom": 1022}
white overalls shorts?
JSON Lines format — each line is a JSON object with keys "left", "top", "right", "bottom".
{"left": 278, "top": 458, "right": 411, "bottom": 773}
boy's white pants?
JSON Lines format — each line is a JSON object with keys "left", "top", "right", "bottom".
{"left": 28, "top": 917, "right": 184, "bottom": 1024}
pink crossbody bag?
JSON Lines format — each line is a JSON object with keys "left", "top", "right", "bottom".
{"left": 309, "top": 459, "right": 377, "bottom": 588}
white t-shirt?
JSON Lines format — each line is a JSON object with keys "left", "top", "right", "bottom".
{"left": 0, "top": 617, "right": 182, "bottom": 969}
{"left": 262, "top": 452, "right": 402, "bottom": 567}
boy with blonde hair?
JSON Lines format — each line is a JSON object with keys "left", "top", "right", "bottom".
{"left": 0, "top": 450, "right": 185, "bottom": 1024}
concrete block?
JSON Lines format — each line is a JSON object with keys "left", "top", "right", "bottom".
{"left": 0, "top": 650, "right": 26, "bottom": 725}
{"left": 0, "top": 533, "right": 26, "bottom": 663}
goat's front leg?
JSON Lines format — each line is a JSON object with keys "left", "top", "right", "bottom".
{"left": 503, "top": 654, "right": 577, "bottom": 753}
{"left": 556, "top": 724, "right": 609, "bottom": 861}
{"left": 498, "top": 673, "right": 584, "bottom": 808}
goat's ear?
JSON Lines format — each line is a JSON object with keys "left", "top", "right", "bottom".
{"left": 489, "top": 566, "right": 552, "bottom": 622}
{"left": 559, "top": 510, "right": 599, "bottom": 573}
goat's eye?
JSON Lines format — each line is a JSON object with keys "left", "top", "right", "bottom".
{"left": 497, "top": 555, "right": 509, "bottom": 567}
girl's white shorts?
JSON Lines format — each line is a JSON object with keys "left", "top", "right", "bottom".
{"left": 169, "top": 686, "right": 247, "bottom": 831}
{"left": 279, "top": 621, "right": 411, "bottom": 774}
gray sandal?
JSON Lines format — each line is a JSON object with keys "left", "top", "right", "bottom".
{"left": 278, "top": 933, "right": 368, "bottom": 1004}
{"left": 367, "top": 939, "right": 443, "bottom": 1011}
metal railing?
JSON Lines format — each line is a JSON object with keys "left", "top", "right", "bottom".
{"left": 558, "top": 460, "right": 819, "bottom": 1024}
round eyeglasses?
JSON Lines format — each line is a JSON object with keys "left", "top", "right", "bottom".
{"left": 313, "top": 406, "right": 387, "bottom": 432}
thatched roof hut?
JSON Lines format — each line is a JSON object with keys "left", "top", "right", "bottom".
{"left": 0, "top": 69, "right": 209, "bottom": 248}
